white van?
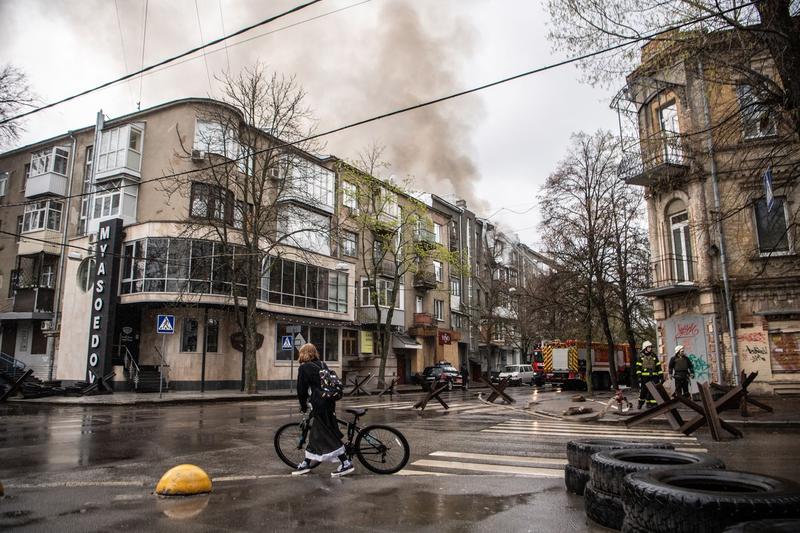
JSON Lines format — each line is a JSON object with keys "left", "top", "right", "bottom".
{"left": 498, "top": 364, "right": 537, "bottom": 386}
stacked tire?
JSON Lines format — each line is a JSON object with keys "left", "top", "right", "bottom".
{"left": 622, "top": 469, "right": 800, "bottom": 533}
{"left": 564, "top": 439, "right": 675, "bottom": 496}
{"left": 585, "top": 448, "right": 725, "bottom": 530}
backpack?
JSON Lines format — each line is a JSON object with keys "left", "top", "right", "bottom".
{"left": 315, "top": 361, "right": 344, "bottom": 401}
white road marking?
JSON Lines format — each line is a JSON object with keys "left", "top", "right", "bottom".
{"left": 429, "top": 451, "right": 566, "bottom": 466}
{"left": 482, "top": 428, "right": 696, "bottom": 441}
{"left": 410, "top": 459, "right": 564, "bottom": 477}
{"left": 395, "top": 470, "right": 453, "bottom": 476}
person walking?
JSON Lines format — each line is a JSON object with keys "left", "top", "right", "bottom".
{"left": 293, "top": 343, "right": 354, "bottom": 477}
{"left": 460, "top": 363, "right": 470, "bottom": 391}
{"left": 635, "top": 341, "right": 662, "bottom": 409}
{"left": 669, "top": 345, "right": 695, "bottom": 398}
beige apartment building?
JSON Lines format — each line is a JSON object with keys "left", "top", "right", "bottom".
{"left": 617, "top": 32, "right": 800, "bottom": 395}
{"left": 0, "top": 97, "right": 496, "bottom": 392}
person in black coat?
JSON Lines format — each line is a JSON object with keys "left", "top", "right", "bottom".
{"left": 294, "top": 343, "right": 353, "bottom": 477}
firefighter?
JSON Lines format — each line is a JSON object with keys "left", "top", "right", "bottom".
{"left": 636, "top": 341, "right": 661, "bottom": 409}
{"left": 669, "top": 345, "right": 695, "bottom": 398}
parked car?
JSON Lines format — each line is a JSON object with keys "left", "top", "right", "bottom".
{"left": 497, "top": 364, "right": 541, "bottom": 386}
{"left": 421, "top": 363, "right": 463, "bottom": 391}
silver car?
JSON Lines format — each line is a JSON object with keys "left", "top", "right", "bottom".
{"left": 498, "top": 364, "right": 536, "bottom": 386}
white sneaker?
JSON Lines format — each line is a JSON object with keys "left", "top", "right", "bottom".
{"left": 331, "top": 460, "right": 354, "bottom": 477}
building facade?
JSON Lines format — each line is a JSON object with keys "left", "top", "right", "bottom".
{"left": 618, "top": 32, "right": 800, "bottom": 395}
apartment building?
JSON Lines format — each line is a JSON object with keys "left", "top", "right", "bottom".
{"left": 617, "top": 30, "right": 800, "bottom": 394}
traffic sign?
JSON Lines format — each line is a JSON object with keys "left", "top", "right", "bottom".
{"left": 156, "top": 315, "right": 175, "bottom": 334}
{"left": 281, "top": 335, "right": 294, "bottom": 351}
{"left": 294, "top": 333, "right": 306, "bottom": 348}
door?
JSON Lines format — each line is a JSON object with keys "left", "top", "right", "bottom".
{"left": 670, "top": 212, "right": 694, "bottom": 282}
{"left": 659, "top": 103, "right": 682, "bottom": 163}
{"left": 1, "top": 322, "right": 17, "bottom": 356}
{"left": 396, "top": 353, "right": 407, "bottom": 384}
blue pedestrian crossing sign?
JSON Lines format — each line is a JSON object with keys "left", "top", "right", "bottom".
{"left": 157, "top": 314, "right": 175, "bottom": 334}
{"left": 281, "top": 335, "right": 294, "bottom": 351}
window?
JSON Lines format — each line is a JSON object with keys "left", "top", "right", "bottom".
{"left": 433, "top": 261, "right": 443, "bottom": 282}
{"left": 277, "top": 205, "right": 330, "bottom": 255}
{"left": 283, "top": 157, "right": 335, "bottom": 209}
{"left": 181, "top": 318, "right": 199, "bottom": 352}
{"left": 92, "top": 182, "right": 121, "bottom": 219}
{"left": 453, "top": 313, "right": 462, "bottom": 329}
{"left": 190, "top": 182, "right": 233, "bottom": 224}
{"left": 669, "top": 205, "right": 694, "bottom": 282}
{"left": 434, "top": 299, "right": 444, "bottom": 321}
{"left": 755, "top": 197, "right": 790, "bottom": 254}
{"left": 262, "top": 256, "right": 348, "bottom": 313}
{"left": 434, "top": 223, "right": 443, "bottom": 244}
{"left": 84, "top": 146, "right": 94, "bottom": 189}
{"left": 415, "top": 296, "right": 423, "bottom": 313}
{"left": 205, "top": 319, "right": 219, "bottom": 352}
{"left": 360, "top": 277, "right": 403, "bottom": 309}
{"left": 342, "top": 329, "right": 358, "bottom": 357}
{"left": 658, "top": 102, "right": 683, "bottom": 163}
{"left": 341, "top": 231, "right": 357, "bottom": 257}
{"left": 78, "top": 198, "right": 90, "bottom": 236}
{"left": 97, "top": 125, "right": 143, "bottom": 175}
{"left": 275, "top": 324, "right": 340, "bottom": 361}
{"left": 22, "top": 200, "right": 62, "bottom": 232}
{"left": 29, "top": 147, "right": 70, "bottom": 177}
{"left": 0, "top": 171, "right": 7, "bottom": 197}
{"left": 342, "top": 180, "right": 358, "bottom": 211}
{"left": 450, "top": 277, "right": 461, "bottom": 297}
{"left": 39, "top": 264, "right": 55, "bottom": 288}
{"left": 16, "top": 216, "right": 22, "bottom": 241}
{"left": 22, "top": 163, "right": 29, "bottom": 192}
{"left": 738, "top": 85, "right": 777, "bottom": 139}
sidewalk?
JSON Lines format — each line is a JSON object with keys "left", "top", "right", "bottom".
{"left": 530, "top": 389, "right": 800, "bottom": 428}
{"left": 5, "top": 381, "right": 488, "bottom": 406}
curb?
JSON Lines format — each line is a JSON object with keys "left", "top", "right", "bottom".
{"left": 7, "top": 393, "right": 298, "bottom": 407}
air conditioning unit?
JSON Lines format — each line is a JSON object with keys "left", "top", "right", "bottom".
{"left": 269, "top": 166, "right": 281, "bottom": 179}
{"left": 191, "top": 149, "right": 206, "bottom": 162}
{"left": 41, "top": 320, "right": 52, "bottom": 331}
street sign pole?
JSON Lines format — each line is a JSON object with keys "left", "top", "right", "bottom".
{"left": 159, "top": 334, "right": 166, "bottom": 399}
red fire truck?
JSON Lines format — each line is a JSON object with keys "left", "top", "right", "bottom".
{"left": 540, "top": 340, "right": 633, "bottom": 390}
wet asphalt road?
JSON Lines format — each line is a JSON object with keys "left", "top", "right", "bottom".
{"left": 1, "top": 388, "right": 798, "bottom": 532}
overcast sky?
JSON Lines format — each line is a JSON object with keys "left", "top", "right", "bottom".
{"left": 0, "top": 0, "right": 622, "bottom": 249}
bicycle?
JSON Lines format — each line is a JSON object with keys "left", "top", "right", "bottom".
{"left": 274, "top": 407, "right": 410, "bottom": 474}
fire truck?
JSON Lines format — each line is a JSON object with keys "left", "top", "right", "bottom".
{"left": 538, "top": 340, "right": 633, "bottom": 390}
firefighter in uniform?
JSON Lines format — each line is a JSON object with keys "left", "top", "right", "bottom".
{"left": 669, "top": 345, "right": 695, "bottom": 398}
{"left": 636, "top": 341, "right": 661, "bottom": 409}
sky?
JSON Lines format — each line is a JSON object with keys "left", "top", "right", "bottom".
{"left": 0, "top": 0, "right": 623, "bottom": 250}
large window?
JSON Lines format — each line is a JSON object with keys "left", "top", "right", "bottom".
{"left": 206, "top": 319, "right": 219, "bottom": 352}
{"left": 737, "top": 85, "right": 777, "bottom": 139}
{"left": 450, "top": 277, "right": 461, "bottom": 297}
{"left": 755, "top": 197, "right": 791, "bottom": 255}
{"left": 97, "top": 124, "right": 144, "bottom": 176}
{"left": 181, "top": 318, "right": 199, "bottom": 352}
{"left": 261, "top": 256, "right": 348, "bottom": 313}
{"left": 360, "top": 277, "right": 404, "bottom": 309}
{"left": 283, "top": 158, "right": 335, "bottom": 210}
{"left": 667, "top": 200, "right": 694, "bottom": 282}
{"left": 342, "top": 329, "right": 358, "bottom": 358}
{"left": 275, "top": 324, "right": 340, "bottom": 361}
{"left": 22, "top": 200, "right": 62, "bottom": 232}
{"left": 29, "top": 147, "right": 70, "bottom": 177}
{"left": 190, "top": 182, "right": 234, "bottom": 224}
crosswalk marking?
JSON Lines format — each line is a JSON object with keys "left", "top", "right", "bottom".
{"left": 394, "top": 470, "right": 453, "bottom": 476}
{"left": 429, "top": 451, "right": 566, "bottom": 466}
{"left": 410, "top": 459, "right": 564, "bottom": 477}
{"left": 495, "top": 422, "right": 693, "bottom": 438}
{"left": 503, "top": 419, "right": 686, "bottom": 435}
{"left": 482, "top": 428, "right": 696, "bottom": 441}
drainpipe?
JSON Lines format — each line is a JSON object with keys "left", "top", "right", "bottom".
{"left": 698, "top": 60, "right": 740, "bottom": 385}
{"left": 47, "top": 132, "right": 78, "bottom": 381}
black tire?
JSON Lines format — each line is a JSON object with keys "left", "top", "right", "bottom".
{"left": 566, "top": 439, "right": 675, "bottom": 471}
{"left": 724, "top": 519, "right": 800, "bottom": 532}
{"left": 591, "top": 448, "right": 724, "bottom": 496}
{"left": 274, "top": 422, "right": 306, "bottom": 468}
{"left": 622, "top": 469, "right": 800, "bottom": 533}
{"left": 354, "top": 425, "right": 410, "bottom": 474}
{"left": 565, "top": 464, "right": 590, "bottom": 495}
{"left": 584, "top": 481, "right": 624, "bottom": 530}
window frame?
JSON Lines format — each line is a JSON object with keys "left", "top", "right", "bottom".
{"left": 342, "top": 180, "right": 358, "bottom": 211}
{"left": 0, "top": 171, "right": 7, "bottom": 197}
{"left": 737, "top": 84, "right": 778, "bottom": 140}
{"left": 341, "top": 230, "right": 358, "bottom": 257}
{"left": 434, "top": 299, "right": 444, "bottom": 321}
{"left": 754, "top": 196, "right": 792, "bottom": 256}
{"left": 181, "top": 318, "right": 199, "bottom": 352}
{"left": 22, "top": 200, "right": 63, "bottom": 233}
{"left": 433, "top": 260, "right": 443, "bottom": 282}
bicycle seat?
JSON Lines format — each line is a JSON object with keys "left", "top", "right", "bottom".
{"left": 346, "top": 408, "right": 367, "bottom": 417}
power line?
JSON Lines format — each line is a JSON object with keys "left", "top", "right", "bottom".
{"left": 195, "top": 0, "right": 214, "bottom": 95}
{"left": 113, "top": 0, "right": 136, "bottom": 109}
{"left": 137, "top": 0, "right": 149, "bottom": 111}
{"left": 218, "top": 0, "right": 231, "bottom": 72}
{"left": 0, "top": 0, "right": 756, "bottom": 213}
{"left": 0, "top": 0, "right": 324, "bottom": 126}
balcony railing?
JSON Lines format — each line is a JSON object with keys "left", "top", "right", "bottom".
{"left": 413, "top": 312, "right": 433, "bottom": 327}
{"left": 13, "top": 287, "right": 55, "bottom": 313}
{"left": 414, "top": 227, "right": 437, "bottom": 249}
{"left": 640, "top": 254, "right": 698, "bottom": 297}
{"left": 374, "top": 260, "right": 397, "bottom": 278}
{"left": 619, "top": 134, "right": 691, "bottom": 186}
{"left": 413, "top": 270, "right": 438, "bottom": 290}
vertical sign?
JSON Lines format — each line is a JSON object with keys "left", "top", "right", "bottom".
{"left": 86, "top": 218, "right": 124, "bottom": 389}
{"left": 763, "top": 167, "right": 775, "bottom": 212}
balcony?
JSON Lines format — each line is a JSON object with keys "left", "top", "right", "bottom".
{"left": 25, "top": 172, "right": 68, "bottom": 198}
{"left": 413, "top": 270, "right": 438, "bottom": 290}
{"left": 414, "top": 227, "right": 437, "bottom": 250}
{"left": 640, "top": 254, "right": 699, "bottom": 297}
{"left": 408, "top": 312, "right": 437, "bottom": 337}
{"left": 619, "top": 134, "right": 691, "bottom": 187}
{"left": 373, "top": 260, "right": 397, "bottom": 278}
{"left": 13, "top": 287, "right": 55, "bottom": 313}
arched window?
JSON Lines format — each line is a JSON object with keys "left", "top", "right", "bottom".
{"left": 666, "top": 199, "right": 693, "bottom": 282}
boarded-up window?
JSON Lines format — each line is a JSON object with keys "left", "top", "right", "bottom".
{"left": 769, "top": 330, "right": 800, "bottom": 373}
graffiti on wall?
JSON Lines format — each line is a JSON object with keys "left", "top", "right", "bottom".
{"left": 686, "top": 353, "right": 710, "bottom": 382}
{"left": 736, "top": 327, "right": 771, "bottom": 378}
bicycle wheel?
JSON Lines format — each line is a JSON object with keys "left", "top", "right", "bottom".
{"left": 354, "top": 424, "right": 410, "bottom": 474}
{"left": 274, "top": 422, "right": 307, "bottom": 468}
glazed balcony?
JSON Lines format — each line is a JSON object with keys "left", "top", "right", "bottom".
{"left": 13, "top": 287, "right": 55, "bottom": 313}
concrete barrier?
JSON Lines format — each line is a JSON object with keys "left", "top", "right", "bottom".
{"left": 155, "top": 464, "right": 212, "bottom": 496}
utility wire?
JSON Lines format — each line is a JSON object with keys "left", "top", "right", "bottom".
{"left": 113, "top": 0, "right": 136, "bottom": 109}
{"left": 218, "top": 0, "right": 231, "bottom": 72}
{"left": 0, "top": 0, "right": 757, "bottom": 213}
{"left": 195, "top": 0, "right": 214, "bottom": 95}
{"left": 0, "top": 0, "right": 324, "bottom": 125}
{"left": 137, "top": 0, "right": 149, "bottom": 111}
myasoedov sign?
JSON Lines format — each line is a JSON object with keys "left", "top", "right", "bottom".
{"left": 85, "top": 218, "right": 124, "bottom": 389}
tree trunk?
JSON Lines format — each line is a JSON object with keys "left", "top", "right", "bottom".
{"left": 243, "top": 296, "right": 259, "bottom": 393}
{"left": 584, "top": 280, "right": 593, "bottom": 396}
{"left": 593, "top": 284, "right": 618, "bottom": 390}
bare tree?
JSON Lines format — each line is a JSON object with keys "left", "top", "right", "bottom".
{"left": 340, "top": 145, "right": 460, "bottom": 387}
{"left": 0, "top": 65, "right": 35, "bottom": 147}
{"left": 163, "top": 63, "right": 326, "bottom": 393}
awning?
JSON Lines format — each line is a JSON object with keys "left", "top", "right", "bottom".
{"left": 393, "top": 332, "right": 422, "bottom": 350}
{"left": 0, "top": 312, "right": 53, "bottom": 321}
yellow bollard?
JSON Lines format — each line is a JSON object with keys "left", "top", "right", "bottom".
{"left": 155, "top": 464, "right": 212, "bottom": 496}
